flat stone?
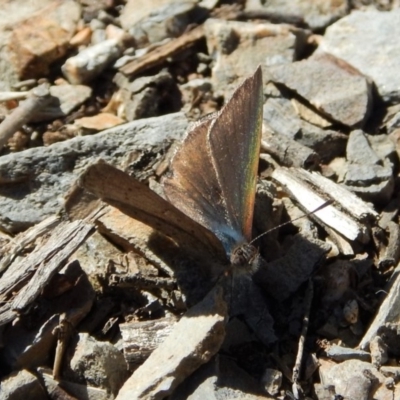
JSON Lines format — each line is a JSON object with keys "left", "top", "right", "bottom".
{"left": 115, "top": 285, "right": 227, "bottom": 400}
{"left": 344, "top": 163, "right": 394, "bottom": 203}
{"left": 122, "top": 1, "right": 204, "bottom": 47}
{"left": 269, "top": 53, "right": 372, "bottom": 127}
{"left": 246, "top": 0, "right": 348, "bottom": 30}
{"left": 0, "top": 112, "right": 188, "bottom": 233}
{"left": 344, "top": 164, "right": 393, "bottom": 186}
{"left": 65, "top": 333, "right": 129, "bottom": 395}
{"left": 204, "top": 18, "right": 310, "bottom": 94}
{"left": 52, "top": 84, "right": 91, "bottom": 115}
{"left": 346, "top": 130, "right": 381, "bottom": 165}
{"left": 120, "top": 0, "right": 188, "bottom": 31}
{"left": 7, "top": 0, "right": 81, "bottom": 80}
{"left": 325, "top": 344, "right": 371, "bottom": 362}
{"left": 0, "top": 369, "right": 47, "bottom": 400}
{"left": 319, "top": 9, "right": 400, "bottom": 103}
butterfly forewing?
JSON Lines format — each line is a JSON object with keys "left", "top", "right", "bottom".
{"left": 164, "top": 67, "right": 263, "bottom": 256}
{"left": 208, "top": 67, "right": 263, "bottom": 246}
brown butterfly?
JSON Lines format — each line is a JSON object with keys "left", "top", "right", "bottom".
{"left": 79, "top": 67, "right": 264, "bottom": 273}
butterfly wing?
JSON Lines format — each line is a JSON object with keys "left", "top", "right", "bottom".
{"left": 79, "top": 161, "right": 226, "bottom": 260}
{"left": 209, "top": 67, "right": 263, "bottom": 245}
{"left": 164, "top": 67, "right": 263, "bottom": 255}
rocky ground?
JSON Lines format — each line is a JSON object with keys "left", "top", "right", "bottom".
{"left": 1, "top": 1, "right": 400, "bottom": 399}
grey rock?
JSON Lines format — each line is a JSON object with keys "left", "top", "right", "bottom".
{"left": 319, "top": 9, "right": 400, "bottom": 103}
{"left": 32, "top": 84, "right": 93, "bottom": 122}
{"left": 263, "top": 94, "right": 347, "bottom": 162}
{"left": 204, "top": 18, "right": 310, "bottom": 94}
{"left": 124, "top": 1, "right": 205, "bottom": 47}
{"left": 344, "top": 164, "right": 394, "bottom": 204}
{"left": 62, "top": 38, "right": 123, "bottom": 84}
{"left": 0, "top": 369, "right": 47, "bottom": 400}
{"left": 171, "top": 355, "right": 270, "bottom": 400}
{"left": 346, "top": 130, "right": 380, "bottom": 165}
{"left": 344, "top": 164, "right": 393, "bottom": 186}
{"left": 263, "top": 97, "right": 302, "bottom": 140}
{"left": 246, "top": 0, "right": 349, "bottom": 30}
{"left": 298, "top": 122, "right": 347, "bottom": 162}
{"left": 66, "top": 333, "right": 129, "bottom": 395}
{"left": 345, "top": 178, "right": 394, "bottom": 204}
{"left": 115, "top": 70, "right": 182, "bottom": 121}
{"left": 325, "top": 344, "right": 371, "bottom": 362}
{"left": 120, "top": 0, "right": 190, "bottom": 31}
{"left": 269, "top": 53, "right": 372, "bottom": 128}
{"left": 116, "top": 285, "right": 227, "bottom": 400}
{"left": 0, "top": 112, "right": 188, "bottom": 233}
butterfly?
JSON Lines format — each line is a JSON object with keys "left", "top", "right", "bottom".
{"left": 77, "top": 67, "right": 264, "bottom": 275}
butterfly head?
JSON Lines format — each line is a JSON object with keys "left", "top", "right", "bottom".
{"left": 230, "top": 242, "right": 259, "bottom": 271}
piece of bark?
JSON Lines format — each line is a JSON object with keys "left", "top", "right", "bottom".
{"left": 11, "top": 220, "right": 93, "bottom": 312}
{"left": 0, "top": 214, "right": 60, "bottom": 274}
{"left": 2, "top": 261, "right": 95, "bottom": 369}
{"left": 0, "top": 220, "right": 93, "bottom": 324}
{"left": 119, "top": 25, "right": 205, "bottom": 77}
{"left": 115, "top": 285, "right": 227, "bottom": 400}
{"left": 119, "top": 316, "right": 177, "bottom": 366}
{"left": 272, "top": 167, "right": 372, "bottom": 243}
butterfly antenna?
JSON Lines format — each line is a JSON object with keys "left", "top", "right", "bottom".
{"left": 249, "top": 199, "right": 333, "bottom": 245}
